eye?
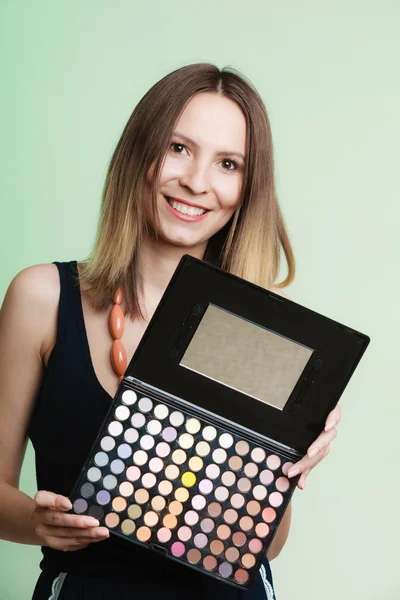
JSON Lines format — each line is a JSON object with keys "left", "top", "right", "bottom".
{"left": 220, "top": 159, "right": 239, "bottom": 171}
{"left": 170, "top": 142, "right": 188, "bottom": 155}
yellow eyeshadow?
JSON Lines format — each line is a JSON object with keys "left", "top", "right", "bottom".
{"left": 182, "top": 471, "right": 196, "bottom": 487}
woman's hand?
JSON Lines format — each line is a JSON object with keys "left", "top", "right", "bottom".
{"left": 287, "top": 404, "right": 342, "bottom": 490}
{"left": 31, "top": 490, "right": 109, "bottom": 551}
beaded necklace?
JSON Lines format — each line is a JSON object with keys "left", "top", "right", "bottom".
{"left": 109, "top": 288, "right": 127, "bottom": 381}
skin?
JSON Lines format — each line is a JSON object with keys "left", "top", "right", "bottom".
{"left": 0, "top": 92, "right": 340, "bottom": 562}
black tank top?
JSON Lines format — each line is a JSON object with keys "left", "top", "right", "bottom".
{"left": 27, "top": 261, "right": 275, "bottom": 598}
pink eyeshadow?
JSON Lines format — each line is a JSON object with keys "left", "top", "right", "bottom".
{"left": 266, "top": 455, "right": 281, "bottom": 470}
{"left": 157, "top": 527, "right": 172, "bottom": 543}
{"left": 248, "top": 538, "right": 263, "bottom": 553}
{"left": 276, "top": 477, "right": 290, "bottom": 492}
{"left": 171, "top": 541, "right": 185, "bottom": 557}
{"left": 282, "top": 461, "right": 294, "bottom": 476}
{"left": 269, "top": 492, "right": 283, "bottom": 507}
{"left": 259, "top": 469, "right": 274, "bottom": 485}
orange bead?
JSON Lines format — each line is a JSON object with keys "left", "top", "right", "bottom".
{"left": 111, "top": 340, "right": 127, "bottom": 376}
{"left": 109, "top": 304, "right": 124, "bottom": 340}
{"left": 113, "top": 288, "right": 123, "bottom": 305}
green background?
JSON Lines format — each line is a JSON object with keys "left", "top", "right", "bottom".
{"left": 1, "top": 1, "right": 399, "bottom": 598}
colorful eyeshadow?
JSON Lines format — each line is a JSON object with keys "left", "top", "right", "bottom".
{"left": 188, "top": 456, "right": 203, "bottom": 472}
{"left": 100, "top": 436, "right": 115, "bottom": 451}
{"left": 196, "top": 441, "right": 211, "bottom": 456}
{"left": 105, "top": 512, "right": 120, "bottom": 528}
{"left": 115, "top": 406, "right": 130, "bottom": 421}
{"left": 121, "top": 390, "right": 137, "bottom": 405}
{"left": 184, "top": 510, "right": 199, "bottom": 525}
{"left": 73, "top": 499, "right": 87, "bottom": 513}
{"left": 219, "top": 562, "right": 233, "bottom": 578}
{"left": 221, "top": 471, "right": 236, "bottom": 487}
{"left": 237, "top": 477, "right": 251, "bottom": 493}
{"left": 212, "top": 449, "right": 227, "bottom": 464}
{"left": 210, "top": 539, "right": 224, "bottom": 555}
{"left": 251, "top": 447, "right": 266, "bottom": 463}
{"left": 234, "top": 569, "right": 249, "bottom": 584}
{"left": 144, "top": 511, "right": 159, "bottom": 527}
{"left": 103, "top": 475, "right": 118, "bottom": 490}
{"left": 230, "top": 493, "right": 245, "bottom": 509}
{"left": 133, "top": 451, "right": 148, "bottom": 466}
{"left": 232, "top": 531, "right": 247, "bottom": 547}
{"left": 269, "top": 492, "right": 283, "bottom": 507}
{"left": 172, "top": 449, "right": 187, "bottom": 465}
{"left": 117, "top": 443, "right": 132, "bottom": 459}
{"left": 242, "top": 553, "right": 256, "bottom": 568}
{"left": 96, "top": 490, "right": 111, "bottom": 505}
{"left": 142, "top": 473, "right": 157, "bottom": 488}
{"left": 110, "top": 459, "right": 125, "bottom": 474}
{"left": 87, "top": 467, "right": 101, "bottom": 482}
{"left": 179, "top": 433, "right": 194, "bottom": 449}
{"left": 255, "top": 523, "right": 270, "bottom": 538}
{"left": 108, "top": 421, "right": 123, "bottom": 436}
{"left": 276, "top": 476, "right": 290, "bottom": 492}
{"left": 248, "top": 538, "right": 263, "bottom": 553}
{"left": 228, "top": 456, "right": 243, "bottom": 471}
{"left": 200, "top": 517, "right": 215, "bottom": 533}
{"left": 175, "top": 487, "right": 190, "bottom": 502}
{"left": 246, "top": 500, "right": 261, "bottom": 516}
{"left": 262, "top": 507, "right": 276, "bottom": 523}
{"left": 244, "top": 463, "right": 258, "bottom": 478}
{"left": 121, "top": 519, "right": 136, "bottom": 534}
{"left": 154, "top": 404, "right": 169, "bottom": 419}
{"left": 135, "top": 489, "right": 149, "bottom": 504}
{"left": 187, "top": 548, "right": 201, "bottom": 564}
{"left": 225, "top": 547, "right": 240, "bottom": 562}
{"left": 131, "top": 413, "right": 146, "bottom": 428}
{"left": 126, "top": 466, "right": 141, "bottom": 481}
{"left": 202, "top": 426, "right": 217, "bottom": 441}
{"left": 155, "top": 442, "right": 170, "bottom": 457}
{"left": 138, "top": 397, "right": 153, "bottom": 413}
{"left": 163, "top": 514, "right": 178, "bottom": 529}
{"left": 151, "top": 496, "right": 166, "bottom": 511}
{"left": 192, "top": 495, "right": 206, "bottom": 510}
{"left": 203, "top": 555, "right": 217, "bottom": 571}
{"left": 149, "top": 457, "right": 164, "bottom": 473}
{"left": 162, "top": 427, "right": 177, "bottom": 442}
{"left": 165, "top": 464, "right": 180, "bottom": 480}
{"left": 136, "top": 526, "right": 151, "bottom": 541}
{"left": 208, "top": 502, "right": 222, "bottom": 517}
{"left": 194, "top": 533, "right": 208, "bottom": 548}
{"left": 217, "top": 524, "right": 231, "bottom": 540}
{"left": 170, "top": 411, "right": 184, "bottom": 427}
{"left": 235, "top": 440, "right": 250, "bottom": 456}
{"left": 178, "top": 526, "right": 192, "bottom": 541}
{"left": 140, "top": 435, "right": 155, "bottom": 450}
{"left": 253, "top": 485, "right": 267, "bottom": 500}
{"left": 199, "top": 479, "right": 213, "bottom": 494}
{"left": 215, "top": 486, "right": 229, "bottom": 502}
{"left": 266, "top": 455, "right": 281, "bottom": 470}
{"left": 259, "top": 469, "right": 274, "bottom": 485}
{"left": 147, "top": 420, "right": 162, "bottom": 435}
{"left": 89, "top": 505, "right": 104, "bottom": 519}
{"left": 282, "top": 461, "right": 294, "bottom": 475}
{"left": 157, "top": 527, "right": 171, "bottom": 542}
{"left": 219, "top": 433, "right": 234, "bottom": 448}
{"left": 223, "top": 509, "right": 238, "bottom": 524}
{"left": 169, "top": 500, "right": 183, "bottom": 515}
{"left": 80, "top": 483, "right": 95, "bottom": 498}
{"left": 171, "top": 541, "right": 185, "bottom": 557}
{"left": 158, "top": 480, "right": 173, "bottom": 495}
{"left": 186, "top": 418, "right": 201, "bottom": 434}
{"left": 205, "top": 464, "right": 220, "bottom": 479}
{"left": 112, "top": 496, "right": 127, "bottom": 512}
{"left": 239, "top": 516, "right": 253, "bottom": 531}
{"left": 124, "top": 428, "right": 139, "bottom": 444}
{"left": 127, "top": 504, "right": 142, "bottom": 519}
{"left": 94, "top": 451, "right": 109, "bottom": 467}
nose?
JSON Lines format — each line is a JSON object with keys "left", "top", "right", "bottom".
{"left": 179, "top": 159, "right": 210, "bottom": 195}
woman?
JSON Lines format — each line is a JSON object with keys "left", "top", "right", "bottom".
{"left": 0, "top": 63, "right": 340, "bottom": 599}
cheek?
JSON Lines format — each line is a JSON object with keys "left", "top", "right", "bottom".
{"left": 216, "top": 178, "right": 242, "bottom": 212}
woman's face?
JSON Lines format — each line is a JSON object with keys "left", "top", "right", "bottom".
{"left": 146, "top": 92, "right": 247, "bottom": 251}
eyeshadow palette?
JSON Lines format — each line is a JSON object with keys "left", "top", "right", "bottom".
{"left": 72, "top": 382, "right": 297, "bottom": 588}
{"left": 70, "top": 255, "right": 370, "bottom": 589}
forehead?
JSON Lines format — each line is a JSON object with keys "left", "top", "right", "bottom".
{"left": 174, "top": 92, "right": 246, "bottom": 153}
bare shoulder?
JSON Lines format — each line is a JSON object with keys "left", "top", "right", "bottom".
{"left": 270, "top": 286, "right": 292, "bottom": 300}
{"left": 2, "top": 264, "right": 60, "bottom": 359}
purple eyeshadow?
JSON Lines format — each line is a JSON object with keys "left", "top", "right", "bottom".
{"left": 199, "top": 479, "right": 213, "bottom": 494}
{"left": 73, "top": 498, "right": 88, "bottom": 513}
{"left": 96, "top": 490, "right": 111, "bottom": 506}
{"left": 162, "top": 427, "right": 177, "bottom": 442}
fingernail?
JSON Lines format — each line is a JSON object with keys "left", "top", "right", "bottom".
{"left": 325, "top": 420, "right": 335, "bottom": 431}
{"left": 60, "top": 498, "right": 72, "bottom": 510}
{"left": 96, "top": 527, "right": 109, "bottom": 537}
{"left": 85, "top": 518, "right": 99, "bottom": 527}
{"left": 300, "top": 479, "right": 306, "bottom": 490}
{"left": 288, "top": 468, "right": 300, "bottom": 478}
{"left": 308, "top": 447, "right": 319, "bottom": 459}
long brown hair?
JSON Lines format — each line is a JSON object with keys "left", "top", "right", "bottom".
{"left": 80, "top": 63, "right": 295, "bottom": 318}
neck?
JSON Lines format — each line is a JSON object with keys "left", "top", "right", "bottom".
{"left": 136, "top": 236, "right": 207, "bottom": 320}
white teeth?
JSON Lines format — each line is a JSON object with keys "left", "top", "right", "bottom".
{"left": 167, "top": 198, "right": 206, "bottom": 217}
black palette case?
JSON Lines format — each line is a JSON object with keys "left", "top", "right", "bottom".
{"left": 70, "top": 255, "right": 370, "bottom": 589}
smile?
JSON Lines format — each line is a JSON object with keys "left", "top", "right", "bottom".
{"left": 164, "top": 196, "right": 210, "bottom": 222}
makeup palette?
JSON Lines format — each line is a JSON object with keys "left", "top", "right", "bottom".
{"left": 71, "top": 256, "right": 369, "bottom": 589}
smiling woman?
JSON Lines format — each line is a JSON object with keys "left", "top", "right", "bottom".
{"left": 0, "top": 63, "right": 340, "bottom": 600}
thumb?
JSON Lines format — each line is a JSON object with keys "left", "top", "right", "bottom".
{"left": 34, "top": 490, "right": 72, "bottom": 511}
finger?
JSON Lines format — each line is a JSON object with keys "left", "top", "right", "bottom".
{"left": 288, "top": 447, "right": 328, "bottom": 478}
{"left": 38, "top": 511, "right": 100, "bottom": 529}
{"left": 325, "top": 404, "right": 342, "bottom": 431}
{"left": 307, "top": 427, "right": 337, "bottom": 458}
{"left": 298, "top": 468, "right": 311, "bottom": 490}
{"left": 36, "top": 524, "right": 109, "bottom": 540}
{"left": 34, "top": 491, "right": 72, "bottom": 511}
{"left": 46, "top": 537, "right": 91, "bottom": 552}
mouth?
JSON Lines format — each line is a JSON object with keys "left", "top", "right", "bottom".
{"left": 164, "top": 196, "right": 210, "bottom": 222}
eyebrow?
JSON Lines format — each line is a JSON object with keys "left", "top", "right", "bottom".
{"left": 173, "top": 131, "right": 246, "bottom": 162}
